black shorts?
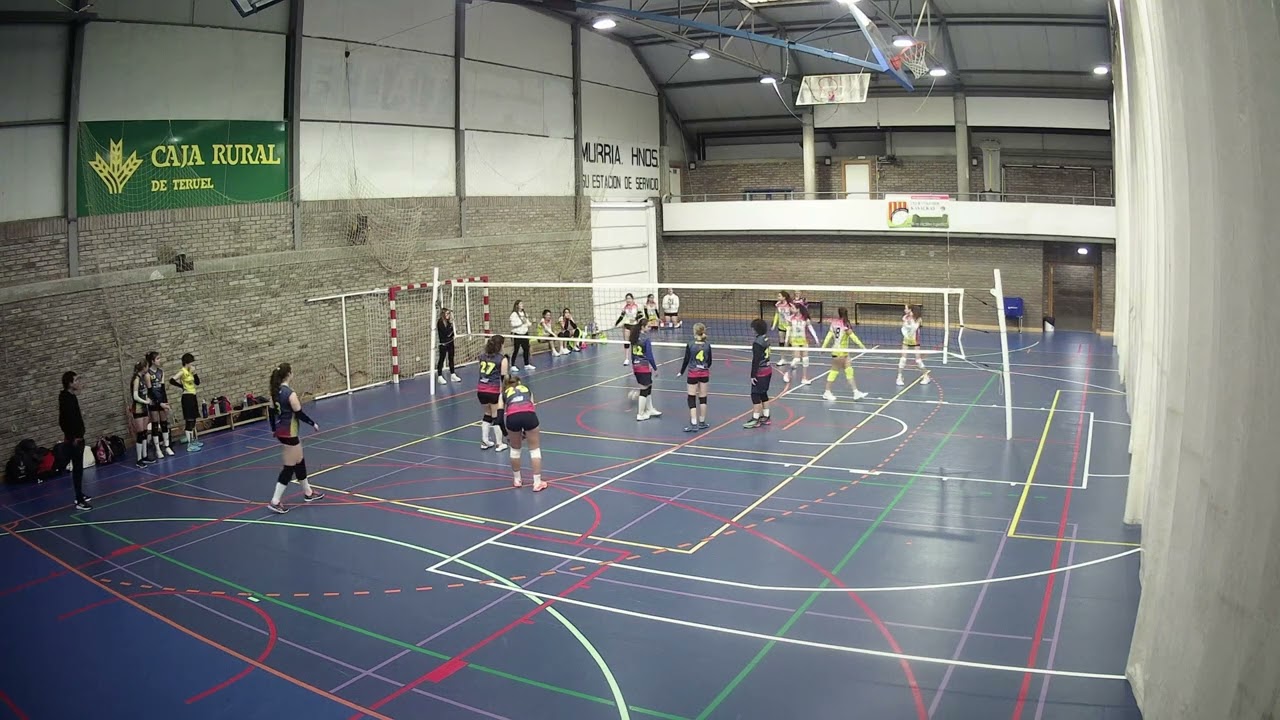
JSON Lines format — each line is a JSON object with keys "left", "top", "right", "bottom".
{"left": 633, "top": 371, "right": 653, "bottom": 386}
{"left": 276, "top": 436, "right": 300, "bottom": 446}
{"left": 752, "top": 373, "right": 773, "bottom": 395}
{"left": 132, "top": 410, "right": 149, "bottom": 419}
{"left": 686, "top": 375, "right": 708, "bottom": 385}
{"left": 505, "top": 412, "right": 539, "bottom": 433}
{"left": 664, "top": 312, "right": 677, "bottom": 318}
{"left": 477, "top": 391, "right": 500, "bottom": 406}
{"left": 181, "top": 394, "right": 199, "bottom": 418}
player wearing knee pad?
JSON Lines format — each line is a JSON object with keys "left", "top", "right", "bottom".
{"left": 503, "top": 377, "right": 546, "bottom": 492}
{"left": 822, "top": 307, "right": 869, "bottom": 402}
{"left": 266, "top": 362, "right": 324, "bottom": 514}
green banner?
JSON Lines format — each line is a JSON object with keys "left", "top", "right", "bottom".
{"left": 77, "top": 120, "right": 287, "bottom": 216}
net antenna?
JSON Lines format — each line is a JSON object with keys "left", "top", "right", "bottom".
{"left": 990, "top": 269, "right": 1014, "bottom": 440}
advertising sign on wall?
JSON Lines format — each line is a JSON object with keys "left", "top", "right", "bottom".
{"left": 78, "top": 120, "right": 288, "bottom": 216}
{"left": 581, "top": 138, "right": 661, "bottom": 199}
{"left": 886, "top": 193, "right": 950, "bottom": 229}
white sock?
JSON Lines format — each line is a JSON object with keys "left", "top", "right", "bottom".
{"left": 299, "top": 479, "right": 313, "bottom": 496}
{"left": 153, "top": 437, "right": 162, "bottom": 455}
{"left": 763, "top": 408, "right": 771, "bottom": 417}
{"left": 753, "top": 412, "right": 760, "bottom": 420}
{"left": 271, "top": 483, "right": 286, "bottom": 505}
{"left": 513, "top": 470, "right": 521, "bottom": 483}
{"left": 136, "top": 443, "right": 146, "bottom": 462}
{"left": 482, "top": 421, "right": 492, "bottom": 443}
{"left": 533, "top": 473, "right": 541, "bottom": 485}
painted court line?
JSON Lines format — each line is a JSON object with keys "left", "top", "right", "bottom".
{"left": 479, "top": 538, "right": 1140, "bottom": 593}
{"left": 1007, "top": 390, "right": 1061, "bottom": 537}
{"left": 427, "top": 566, "right": 1127, "bottom": 681}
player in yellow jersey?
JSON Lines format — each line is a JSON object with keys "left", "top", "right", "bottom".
{"left": 167, "top": 353, "right": 203, "bottom": 452}
{"left": 821, "top": 307, "right": 869, "bottom": 401}
{"left": 897, "top": 304, "right": 931, "bottom": 386}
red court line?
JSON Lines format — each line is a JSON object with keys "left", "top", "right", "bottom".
{"left": 59, "top": 589, "right": 278, "bottom": 705}
{"left": 1011, "top": 346, "right": 1092, "bottom": 720}
{"left": 5, "top": 524, "right": 395, "bottom": 720}
{"left": 354, "top": 563, "right": 613, "bottom": 718}
{"left": 0, "top": 689, "right": 28, "bottom": 720}
{"left": 783, "top": 416, "right": 805, "bottom": 430}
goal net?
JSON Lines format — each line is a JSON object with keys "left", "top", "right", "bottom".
{"left": 452, "top": 281, "right": 967, "bottom": 359}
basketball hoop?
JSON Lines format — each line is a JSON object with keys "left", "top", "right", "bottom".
{"left": 889, "top": 41, "right": 930, "bottom": 79}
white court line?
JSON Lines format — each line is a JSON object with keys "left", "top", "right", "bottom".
{"left": 482, "top": 540, "right": 1140, "bottom": 594}
{"left": 426, "top": 565, "right": 1128, "bottom": 681}
{"left": 1093, "top": 419, "right": 1131, "bottom": 426}
{"left": 1083, "top": 413, "right": 1094, "bottom": 489}
{"left": 1088, "top": 473, "right": 1130, "bottom": 478}
{"left": 670, "top": 450, "right": 1080, "bottom": 489}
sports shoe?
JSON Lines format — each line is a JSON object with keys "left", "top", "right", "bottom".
{"left": 494, "top": 442, "right": 508, "bottom": 452}
{"left": 921, "top": 375, "right": 931, "bottom": 385}
{"left": 896, "top": 375, "right": 905, "bottom": 386}
{"left": 304, "top": 491, "right": 326, "bottom": 502}
{"left": 698, "top": 421, "right": 709, "bottom": 429}
{"left": 437, "top": 375, "right": 447, "bottom": 384}
{"left": 75, "top": 500, "right": 92, "bottom": 511}
{"left": 164, "top": 447, "right": 175, "bottom": 457}
{"left": 683, "top": 425, "right": 698, "bottom": 432}
{"left": 450, "top": 373, "right": 461, "bottom": 382}
{"left": 187, "top": 442, "right": 203, "bottom": 453}
{"left": 823, "top": 391, "right": 837, "bottom": 401}
{"left": 743, "top": 418, "right": 763, "bottom": 429}
{"left": 268, "top": 503, "right": 289, "bottom": 514}
{"left": 853, "top": 390, "right": 869, "bottom": 400}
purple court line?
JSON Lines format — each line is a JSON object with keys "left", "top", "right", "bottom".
{"left": 556, "top": 569, "right": 1041, "bottom": 643}
{"left": 926, "top": 527, "right": 1013, "bottom": 716}
{"left": 20, "top": 508, "right": 507, "bottom": 719}
{"left": 1033, "top": 525, "right": 1079, "bottom": 720}
{"left": 329, "top": 486, "right": 693, "bottom": 694}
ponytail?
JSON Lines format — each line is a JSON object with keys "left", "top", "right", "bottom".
{"left": 628, "top": 323, "right": 643, "bottom": 345}
{"left": 837, "top": 307, "right": 850, "bottom": 325}
{"left": 270, "top": 362, "right": 291, "bottom": 402}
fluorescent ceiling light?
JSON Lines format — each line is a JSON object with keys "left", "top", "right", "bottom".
{"left": 1077, "top": 247, "right": 1090, "bottom": 255}
{"left": 892, "top": 35, "right": 915, "bottom": 48}
{"left": 928, "top": 67, "right": 948, "bottom": 77}
{"left": 592, "top": 16, "right": 617, "bottom": 30}
{"left": 1093, "top": 64, "right": 1110, "bottom": 75}
{"left": 689, "top": 48, "right": 710, "bottom": 60}
{"left": 759, "top": 75, "right": 778, "bottom": 84}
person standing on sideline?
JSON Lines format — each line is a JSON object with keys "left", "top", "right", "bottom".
{"left": 661, "top": 288, "right": 681, "bottom": 328}
{"left": 58, "top": 371, "right": 91, "bottom": 510}
{"left": 436, "top": 307, "right": 461, "bottom": 384}
{"left": 169, "top": 353, "right": 203, "bottom": 452}
{"left": 509, "top": 300, "right": 535, "bottom": 370}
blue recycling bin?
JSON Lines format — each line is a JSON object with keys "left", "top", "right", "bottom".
{"left": 1004, "top": 297, "right": 1025, "bottom": 332}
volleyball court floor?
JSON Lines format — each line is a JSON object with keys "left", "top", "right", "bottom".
{"left": 0, "top": 329, "right": 1140, "bottom": 719}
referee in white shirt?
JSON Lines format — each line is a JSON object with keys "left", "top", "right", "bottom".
{"left": 509, "top": 300, "right": 535, "bottom": 370}
{"left": 662, "top": 288, "right": 681, "bottom": 328}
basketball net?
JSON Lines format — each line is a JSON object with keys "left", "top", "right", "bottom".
{"left": 890, "top": 42, "right": 930, "bottom": 79}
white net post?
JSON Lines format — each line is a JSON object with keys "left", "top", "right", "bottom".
{"left": 991, "top": 269, "right": 1014, "bottom": 440}
{"left": 305, "top": 287, "right": 393, "bottom": 399}
{"left": 428, "top": 267, "right": 440, "bottom": 397}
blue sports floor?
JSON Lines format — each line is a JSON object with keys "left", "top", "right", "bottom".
{"left": 0, "top": 329, "right": 1140, "bottom": 719}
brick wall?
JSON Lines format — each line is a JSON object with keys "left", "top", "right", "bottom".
{"left": 1100, "top": 246, "right": 1116, "bottom": 332}
{"left": 1003, "top": 166, "right": 1114, "bottom": 204}
{"left": 681, "top": 161, "right": 804, "bottom": 197}
{"left": 680, "top": 157, "right": 970, "bottom": 198}
{"left": 0, "top": 217, "right": 69, "bottom": 289}
{"left": 0, "top": 198, "right": 592, "bottom": 456}
{"left": 876, "top": 157, "right": 961, "bottom": 194}
{"left": 660, "top": 235, "right": 1044, "bottom": 329}
{"left": 300, "top": 197, "right": 460, "bottom": 249}
{"left": 78, "top": 203, "right": 294, "bottom": 275}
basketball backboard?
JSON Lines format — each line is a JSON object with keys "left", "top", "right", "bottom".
{"left": 847, "top": 2, "right": 916, "bottom": 90}
{"left": 796, "top": 73, "right": 870, "bottom": 105}
{"left": 228, "top": 0, "right": 287, "bottom": 17}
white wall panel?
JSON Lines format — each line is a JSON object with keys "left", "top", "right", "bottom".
{"left": 465, "top": 2, "right": 569, "bottom": 78}
{"left": 0, "top": 125, "right": 64, "bottom": 222}
{"left": 581, "top": 32, "right": 654, "bottom": 94}
{"left": 462, "top": 61, "right": 573, "bottom": 139}
{"left": 581, "top": 84, "right": 658, "bottom": 146}
{"left": 815, "top": 97, "right": 955, "bottom": 129}
{"left": 465, "top": 131, "right": 573, "bottom": 196}
{"left": 300, "top": 121, "right": 454, "bottom": 200}
{"left": 81, "top": 24, "right": 285, "bottom": 121}
{"left": 304, "top": 0, "right": 453, "bottom": 55}
{"left": 966, "top": 97, "right": 1111, "bottom": 130}
{"left": 302, "top": 38, "right": 453, "bottom": 126}
{"left": 0, "top": 25, "right": 68, "bottom": 123}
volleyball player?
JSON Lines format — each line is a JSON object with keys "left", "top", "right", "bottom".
{"left": 614, "top": 293, "right": 642, "bottom": 365}
{"left": 477, "top": 334, "right": 510, "bottom": 451}
{"left": 772, "top": 291, "right": 795, "bottom": 366}
{"left": 629, "top": 323, "right": 662, "bottom": 420}
{"left": 503, "top": 376, "right": 546, "bottom": 492}
{"left": 781, "top": 303, "right": 820, "bottom": 385}
{"left": 897, "top": 304, "right": 931, "bottom": 386}
{"left": 538, "top": 309, "right": 565, "bottom": 357}
{"left": 677, "top": 322, "right": 712, "bottom": 431}
{"left": 821, "top": 308, "right": 869, "bottom": 401}
{"left": 744, "top": 319, "right": 774, "bottom": 428}
{"left": 661, "top": 288, "right": 681, "bottom": 328}
{"left": 557, "top": 308, "right": 582, "bottom": 352}
{"left": 168, "top": 353, "right": 203, "bottom": 451}
{"left": 267, "top": 362, "right": 324, "bottom": 514}
{"left": 644, "top": 294, "right": 661, "bottom": 328}
{"left": 129, "top": 362, "right": 154, "bottom": 468}
{"left": 146, "top": 351, "right": 173, "bottom": 458}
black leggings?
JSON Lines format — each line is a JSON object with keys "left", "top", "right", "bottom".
{"left": 511, "top": 337, "right": 531, "bottom": 366}
{"left": 437, "top": 343, "right": 455, "bottom": 375}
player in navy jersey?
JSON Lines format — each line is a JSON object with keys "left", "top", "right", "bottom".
{"left": 744, "top": 319, "right": 774, "bottom": 429}
{"left": 476, "top": 334, "right": 510, "bottom": 451}
{"left": 266, "top": 362, "right": 324, "bottom": 514}
{"left": 145, "top": 351, "right": 174, "bottom": 459}
{"left": 129, "top": 361, "right": 155, "bottom": 468}
{"left": 628, "top": 323, "right": 662, "bottom": 421}
{"left": 502, "top": 376, "right": 546, "bottom": 491}
{"left": 677, "top": 322, "right": 712, "bottom": 431}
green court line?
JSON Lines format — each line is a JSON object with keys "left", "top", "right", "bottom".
{"left": 694, "top": 374, "right": 997, "bottom": 720}
{"left": 59, "top": 519, "right": 676, "bottom": 720}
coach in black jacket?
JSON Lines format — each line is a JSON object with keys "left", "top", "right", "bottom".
{"left": 58, "top": 371, "right": 91, "bottom": 510}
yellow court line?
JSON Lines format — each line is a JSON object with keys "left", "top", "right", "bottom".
{"left": 1007, "top": 389, "right": 1061, "bottom": 537}
{"left": 1011, "top": 533, "right": 1140, "bottom": 548}
{"left": 686, "top": 375, "right": 925, "bottom": 553}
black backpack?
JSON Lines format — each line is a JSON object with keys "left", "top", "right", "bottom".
{"left": 5, "top": 440, "right": 39, "bottom": 484}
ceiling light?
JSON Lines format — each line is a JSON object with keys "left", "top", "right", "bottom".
{"left": 689, "top": 48, "right": 710, "bottom": 60}
{"left": 759, "top": 75, "right": 778, "bottom": 84}
{"left": 928, "top": 67, "right": 948, "bottom": 77}
{"left": 892, "top": 35, "right": 915, "bottom": 48}
{"left": 1093, "top": 64, "right": 1110, "bottom": 75}
{"left": 592, "top": 16, "right": 617, "bottom": 30}
{"left": 1077, "top": 247, "right": 1089, "bottom": 255}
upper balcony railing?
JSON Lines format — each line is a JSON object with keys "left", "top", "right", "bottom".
{"left": 666, "top": 190, "right": 1116, "bottom": 207}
